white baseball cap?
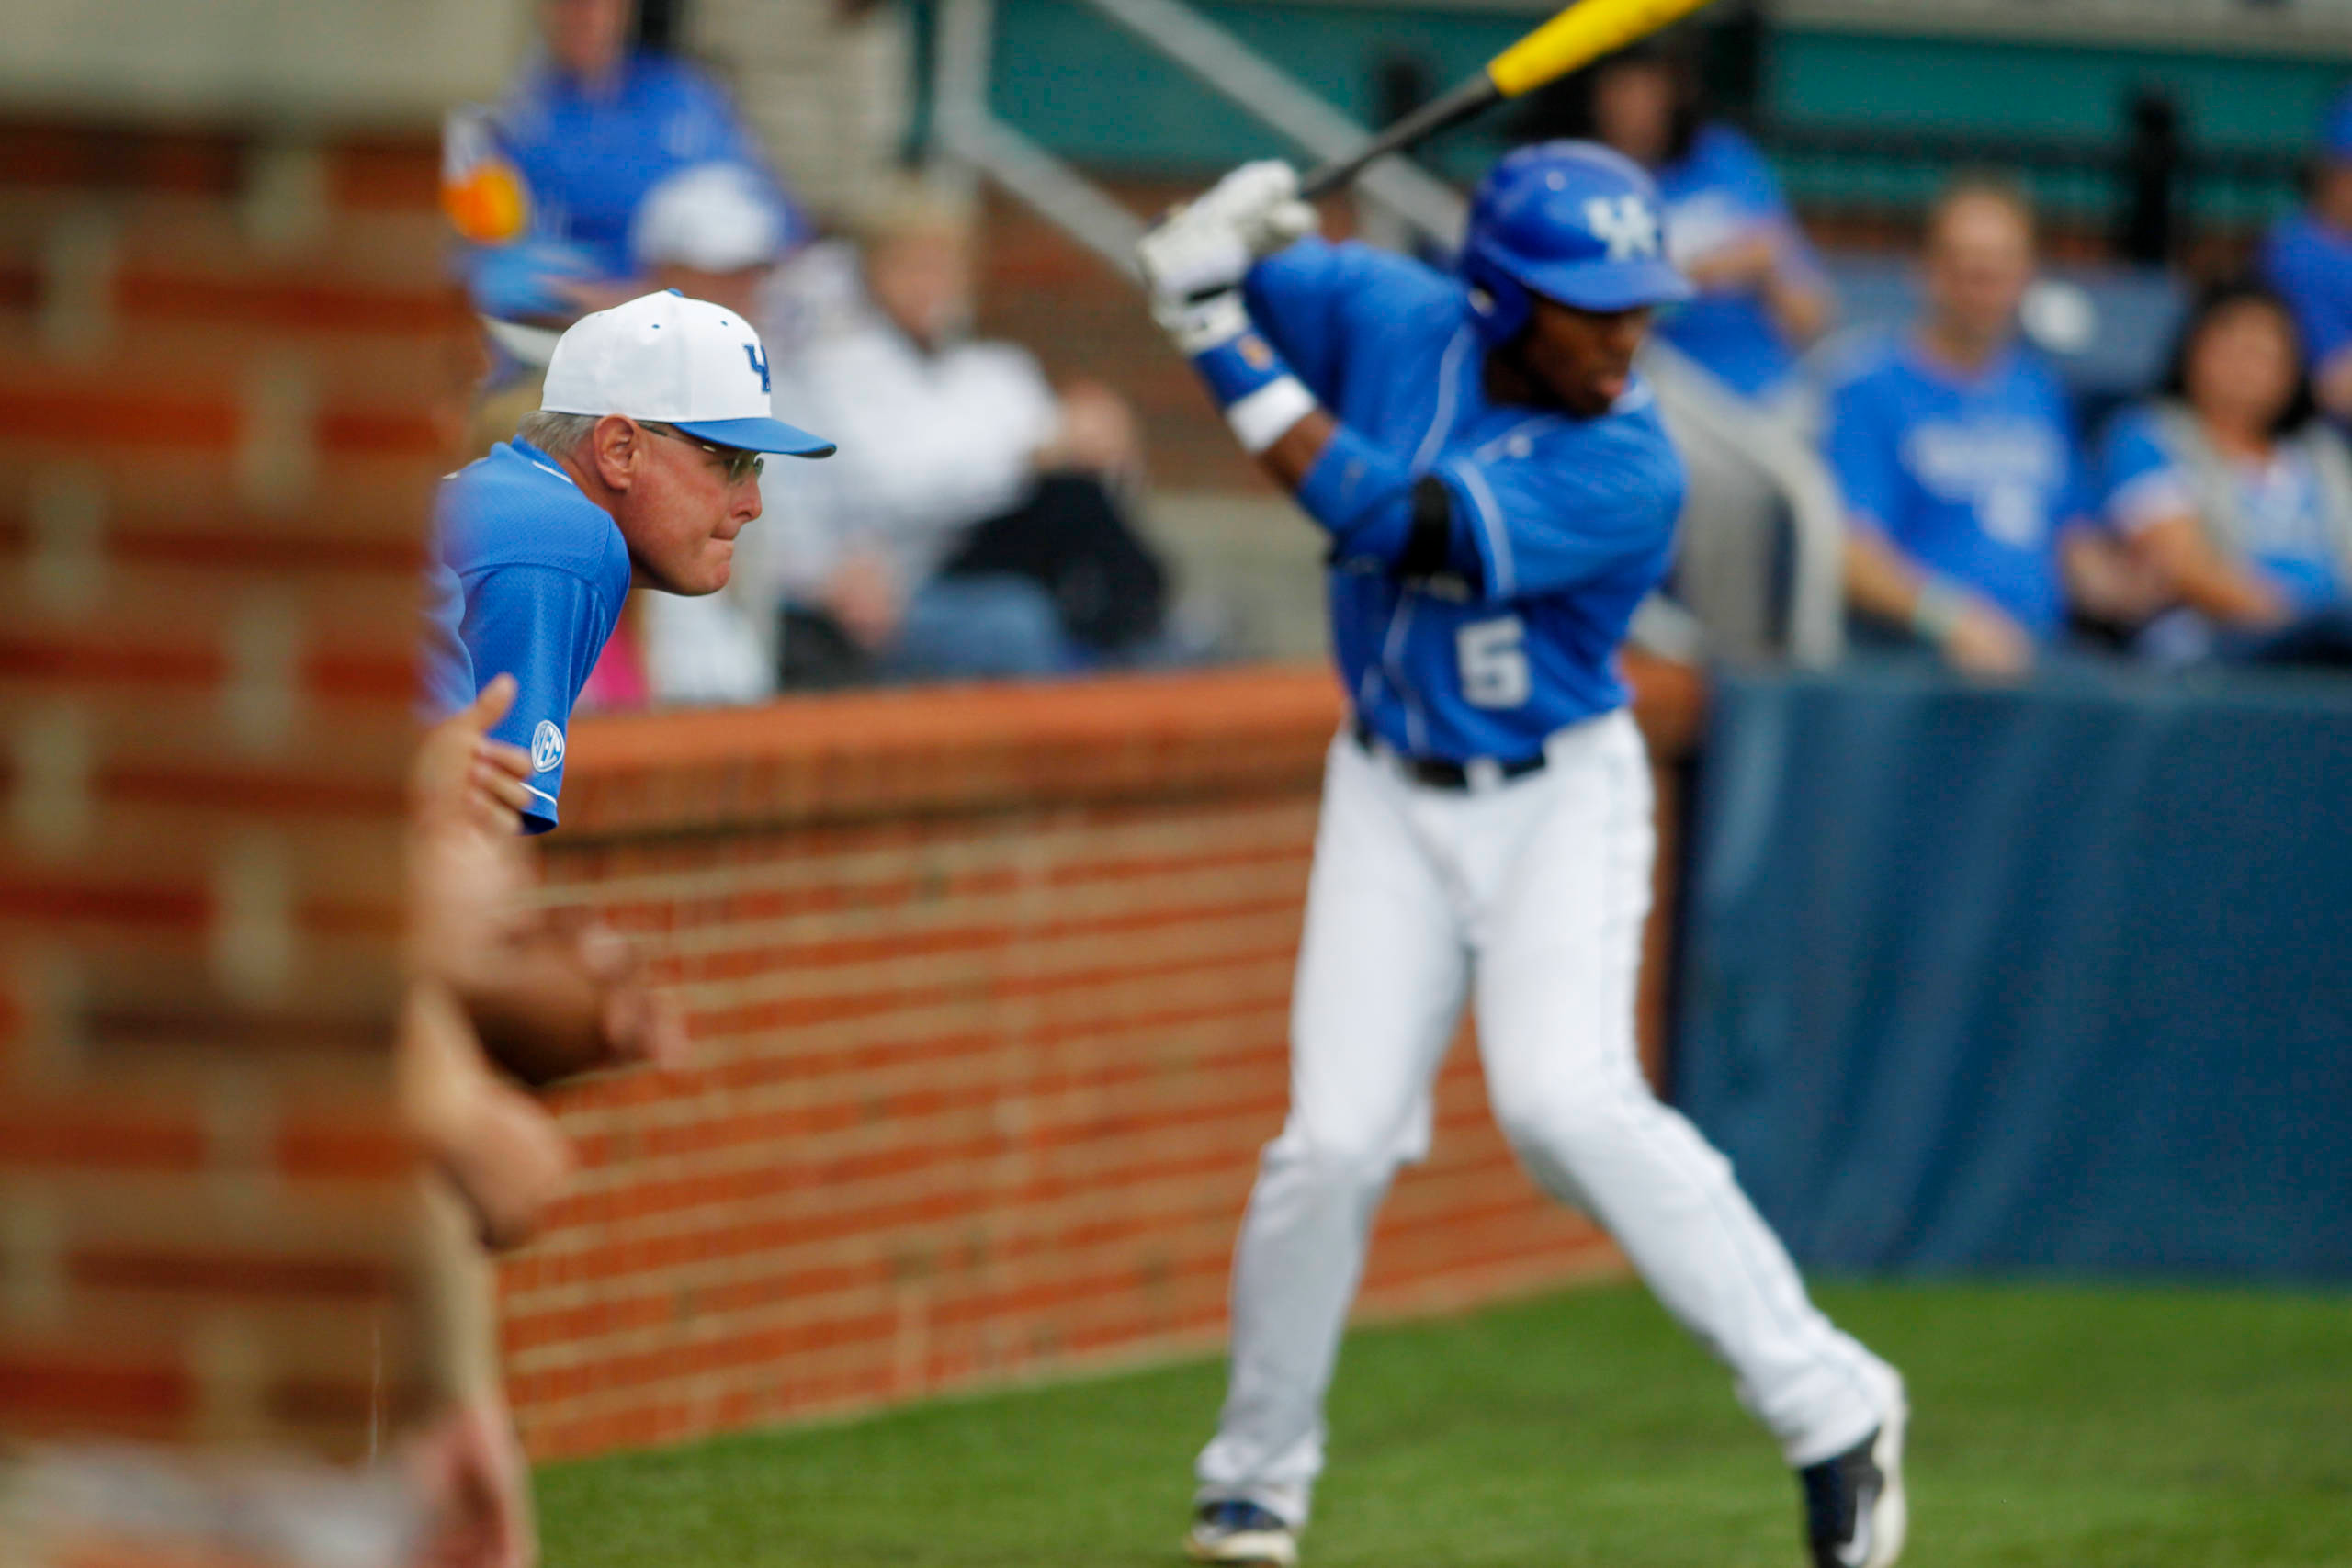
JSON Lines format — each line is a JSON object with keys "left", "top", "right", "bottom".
{"left": 632, "top": 163, "right": 786, "bottom": 274}
{"left": 540, "top": 289, "right": 834, "bottom": 457}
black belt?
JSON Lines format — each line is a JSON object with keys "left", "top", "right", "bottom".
{"left": 1352, "top": 718, "right": 1548, "bottom": 792}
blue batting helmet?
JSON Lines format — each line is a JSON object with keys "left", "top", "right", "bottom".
{"left": 1461, "top": 141, "right": 1694, "bottom": 345}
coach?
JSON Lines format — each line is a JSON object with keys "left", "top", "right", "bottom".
{"left": 431, "top": 289, "right": 833, "bottom": 831}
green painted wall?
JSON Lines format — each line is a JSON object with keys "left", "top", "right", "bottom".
{"left": 966, "top": 2, "right": 2349, "bottom": 180}
{"left": 982, "top": 0, "right": 1534, "bottom": 175}
{"left": 1764, "top": 30, "right": 2350, "bottom": 152}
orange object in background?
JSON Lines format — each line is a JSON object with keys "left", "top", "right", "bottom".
{"left": 442, "top": 107, "right": 530, "bottom": 244}
{"left": 444, "top": 158, "right": 530, "bottom": 245}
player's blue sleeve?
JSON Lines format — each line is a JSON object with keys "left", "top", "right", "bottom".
{"left": 1295, "top": 413, "right": 1681, "bottom": 602}
{"left": 456, "top": 563, "right": 616, "bottom": 833}
{"left": 1294, "top": 427, "right": 1478, "bottom": 581}
{"left": 2263, "top": 224, "right": 2352, "bottom": 367}
{"left": 1432, "top": 417, "right": 1684, "bottom": 600}
{"left": 1823, "top": 371, "right": 1903, "bottom": 536}
{"left": 1242, "top": 239, "right": 1396, "bottom": 407}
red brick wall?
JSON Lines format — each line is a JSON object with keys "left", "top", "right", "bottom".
{"left": 504, "top": 665, "right": 1699, "bottom": 1461}
{"left": 0, "top": 118, "right": 458, "bottom": 1468}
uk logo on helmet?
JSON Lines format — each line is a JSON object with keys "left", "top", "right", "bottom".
{"left": 1584, "top": 196, "right": 1661, "bottom": 262}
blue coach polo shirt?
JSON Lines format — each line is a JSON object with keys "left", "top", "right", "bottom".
{"left": 431, "top": 439, "right": 633, "bottom": 832}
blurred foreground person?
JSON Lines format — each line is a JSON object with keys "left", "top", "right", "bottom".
{"left": 428, "top": 291, "right": 832, "bottom": 829}
{"left": 397, "top": 674, "right": 696, "bottom": 1568}
{"left": 2260, "top": 89, "right": 2352, "bottom": 429}
{"left": 1822, "top": 177, "right": 2136, "bottom": 676}
{"left": 769, "top": 186, "right": 1169, "bottom": 686}
{"left": 398, "top": 682, "right": 556, "bottom": 1568}
{"left": 1139, "top": 143, "right": 1905, "bottom": 1568}
{"left": 2098, "top": 281, "right": 2352, "bottom": 667}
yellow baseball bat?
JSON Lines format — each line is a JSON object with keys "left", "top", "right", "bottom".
{"left": 1297, "top": 0, "right": 1725, "bottom": 199}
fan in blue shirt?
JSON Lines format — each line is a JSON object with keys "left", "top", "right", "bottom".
{"left": 1577, "top": 49, "right": 1833, "bottom": 400}
{"left": 425, "top": 290, "right": 833, "bottom": 832}
{"left": 1823, "top": 180, "right": 2101, "bottom": 675}
{"left": 2259, "top": 90, "right": 2352, "bottom": 430}
{"left": 443, "top": 0, "right": 805, "bottom": 324}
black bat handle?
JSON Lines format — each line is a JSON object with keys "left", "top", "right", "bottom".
{"left": 1298, "top": 75, "right": 1502, "bottom": 201}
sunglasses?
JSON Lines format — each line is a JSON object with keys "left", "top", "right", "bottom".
{"left": 640, "top": 422, "right": 765, "bottom": 485}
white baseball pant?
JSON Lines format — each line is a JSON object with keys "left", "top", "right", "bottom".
{"left": 1196, "top": 710, "right": 1897, "bottom": 1526}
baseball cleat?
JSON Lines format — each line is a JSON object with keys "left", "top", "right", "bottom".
{"left": 1798, "top": 1397, "right": 1908, "bottom": 1568}
{"left": 1185, "top": 1500, "right": 1298, "bottom": 1567}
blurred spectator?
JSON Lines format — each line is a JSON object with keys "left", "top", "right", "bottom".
{"left": 2260, "top": 88, "right": 2352, "bottom": 430}
{"left": 1579, "top": 43, "right": 1833, "bottom": 403}
{"left": 2098, "top": 280, "right": 2352, "bottom": 667}
{"left": 635, "top": 160, "right": 788, "bottom": 319}
{"left": 765, "top": 186, "right": 1170, "bottom": 687}
{"left": 443, "top": 0, "right": 805, "bottom": 330}
{"left": 1821, "top": 177, "right": 2140, "bottom": 676}
{"left": 630, "top": 161, "right": 802, "bottom": 705}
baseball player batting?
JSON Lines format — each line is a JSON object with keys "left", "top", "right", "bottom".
{"left": 1138, "top": 145, "right": 1907, "bottom": 1568}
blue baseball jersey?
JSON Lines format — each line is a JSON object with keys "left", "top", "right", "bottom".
{"left": 2261, "top": 214, "right": 2352, "bottom": 377}
{"left": 2098, "top": 405, "right": 2345, "bottom": 610}
{"left": 1243, "top": 239, "right": 1684, "bottom": 762}
{"left": 1821, "top": 333, "right": 2083, "bottom": 637}
{"left": 434, "top": 439, "right": 634, "bottom": 832}
{"left": 1651, "top": 124, "right": 1825, "bottom": 399}
{"left": 466, "top": 51, "right": 802, "bottom": 315}
{"left": 418, "top": 561, "right": 478, "bottom": 721}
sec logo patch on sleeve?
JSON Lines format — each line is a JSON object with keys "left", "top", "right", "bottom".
{"left": 531, "top": 720, "right": 566, "bottom": 773}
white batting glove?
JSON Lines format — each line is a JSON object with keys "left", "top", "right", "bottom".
{"left": 1136, "top": 160, "right": 1317, "bottom": 304}
{"left": 1152, "top": 289, "right": 1254, "bottom": 355}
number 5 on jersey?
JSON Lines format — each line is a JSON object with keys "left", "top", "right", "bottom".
{"left": 1457, "top": 615, "right": 1531, "bottom": 709}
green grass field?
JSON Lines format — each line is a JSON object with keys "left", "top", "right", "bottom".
{"left": 537, "top": 1281, "right": 2352, "bottom": 1567}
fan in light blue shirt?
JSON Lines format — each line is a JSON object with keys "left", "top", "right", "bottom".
{"left": 2096, "top": 281, "right": 2352, "bottom": 668}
